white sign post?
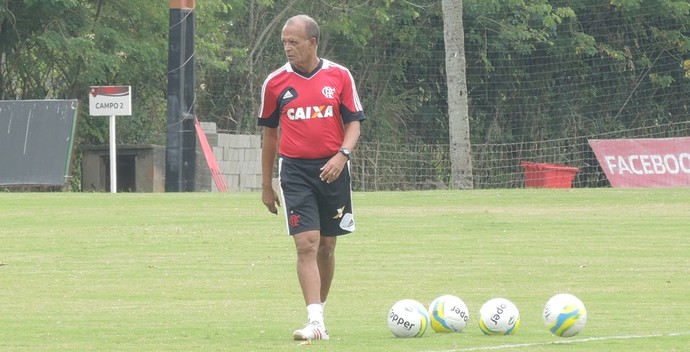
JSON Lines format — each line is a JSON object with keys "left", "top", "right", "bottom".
{"left": 89, "top": 86, "right": 132, "bottom": 193}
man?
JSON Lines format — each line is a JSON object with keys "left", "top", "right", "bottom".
{"left": 258, "top": 15, "right": 365, "bottom": 341}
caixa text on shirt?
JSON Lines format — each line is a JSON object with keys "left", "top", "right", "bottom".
{"left": 287, "top": 105, "right": 334, "bottom": 120}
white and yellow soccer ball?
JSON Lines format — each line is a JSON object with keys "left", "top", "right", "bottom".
{"left": 387, "top": 299, "right": 430, "bottom": 338}
{"left": 478, "top": 297, "right": 521, "bottom": 335}
{"left": 543, "top": 293, "right": 588, "bottom": 337}
{"left": 428, "top": 295, "right": 470, "bottom": 333}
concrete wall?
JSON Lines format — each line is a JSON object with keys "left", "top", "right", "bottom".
{"left": 198, "top": 122, "right": 262, "bottom": 192}
{"left": 81, "top": 144, "right": 166, "bottom": 192}
{"left": 81, "top": 123, "right": 261, "bottom": 192}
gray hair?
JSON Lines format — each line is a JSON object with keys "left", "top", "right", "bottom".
{"left": 285, "top": 15, "right": 320, "bottom": 44}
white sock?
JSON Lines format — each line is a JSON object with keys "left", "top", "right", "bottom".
{"left": 321, "top": 301, "right": 327, "bottom": 323}
{"left": 307, "top": 303, "right": 324, "bottom": 325}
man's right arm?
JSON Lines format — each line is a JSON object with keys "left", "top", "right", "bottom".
{"left": 261, "top": 127, "right": 280, "bottom": 214}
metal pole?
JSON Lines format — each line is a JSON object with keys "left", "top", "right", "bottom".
{"left": 109, "top": 115, "right": 117, "bottom": 193}
{"left": 166, "top": 0, "right": 196, "bottom": 192}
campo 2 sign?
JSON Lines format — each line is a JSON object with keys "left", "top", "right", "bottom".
{"left": 88, "top": 85, "right": 132, "bottom": 193}
{"left": 89, "top": 86, "right": 132, "bottom": 116}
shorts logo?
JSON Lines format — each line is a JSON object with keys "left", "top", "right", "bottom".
{"left": 322, "top": 86, "right": 336, "bottom": 99}
{"left": 339, "top": 213, "right": 355, "bottom": 232}
{"left": 332, "top": 206, "right": 346, "bottom": 219}
{"left": 288, "top": 213, "right": 301, "bottom": 228}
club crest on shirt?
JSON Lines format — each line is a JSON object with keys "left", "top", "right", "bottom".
{"left": 322, "top": 86, "right": 336, "bottom": 99}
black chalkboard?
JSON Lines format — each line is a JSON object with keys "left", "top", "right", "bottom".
{"left": 0, "top": 100, "right": 80, "bottom": 187}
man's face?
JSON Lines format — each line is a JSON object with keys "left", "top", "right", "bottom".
{"left": 281, "top": 22, "right": 316, "bottom": 71}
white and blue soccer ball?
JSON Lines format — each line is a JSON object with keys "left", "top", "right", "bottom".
{"left": 478, "top": 297, "right": 521, "bottom": 335}
{"left": 543, "top": 293, "right": 588, "bottom": 337}
{"left": 387, "top": 299, "right": 430, "bottom": 338}
{"left": 428, "top": 294, "right": 470, "bottom": 333}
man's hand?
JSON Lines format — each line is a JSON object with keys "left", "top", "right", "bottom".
{"left": 319, "top": 153, "right": 348, "bottom": 183}
{"left": 262, "top": 186, "right": 281, "bottom": 214}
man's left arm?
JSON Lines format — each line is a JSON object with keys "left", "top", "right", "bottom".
{"left": 319, "top": 120, "right": 360, "bottom": 183}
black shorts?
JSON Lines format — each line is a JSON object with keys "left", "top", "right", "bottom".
{"left": 278, "top": 156, "right": 356, "bottom": 236}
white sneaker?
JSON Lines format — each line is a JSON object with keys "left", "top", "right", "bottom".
{"left": 292, "top": 321, "right": 330, "bottom": 340}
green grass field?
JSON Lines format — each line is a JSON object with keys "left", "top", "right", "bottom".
{"left": 1, "top": 189, "right": 689, "bottom": 351}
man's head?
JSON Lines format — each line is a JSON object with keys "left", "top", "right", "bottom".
{"left": 281, "top": 15, "right": 320, "bottom": 72}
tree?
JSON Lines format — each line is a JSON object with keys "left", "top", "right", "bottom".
{"left": 0, "top": 0, "right": 171, "bottom": 145}
{"left": 442, "top": 0, "right": 473, "bottom": 189}
{"left": 4, "top": 0, "right": 689, "bottom": 190}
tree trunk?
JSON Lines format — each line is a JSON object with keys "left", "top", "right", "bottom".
{"left": 442, "top": 0, "right": 473, "bottom": 189}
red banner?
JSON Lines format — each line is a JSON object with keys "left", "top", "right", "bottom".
{"left": 588, "top": 137, "right": 690, "bottom": 188}
{"left": 195, "top": 117, "right": 228, "bottom": 192}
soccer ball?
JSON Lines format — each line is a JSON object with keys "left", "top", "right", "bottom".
{"left": 543, "top": 293, "right": 587, "bottom": 337}
{"left": 387, "top": 299, "right": 430, "bottom": 338}
{"left": 428, "top": 295, "right": 470, "bottom": 333}
{"left": 478, "top": 298, "right": 521, "bottom": 335}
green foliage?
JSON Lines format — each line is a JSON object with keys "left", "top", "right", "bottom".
{"left": 2, "top": 0, "right": 690, "bottom": 189}
{"left": 464, "top": 1, "right": 690, "bottom": 136}
{"left": 0, "top": 0, "right": 169, "bottom": 146}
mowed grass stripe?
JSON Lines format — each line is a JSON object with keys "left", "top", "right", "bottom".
{"left": 0, "top": 189, "right": 688, "bottom": 351}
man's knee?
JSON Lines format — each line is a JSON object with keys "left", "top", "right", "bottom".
{"left": 294, "top": 231, "right": 320, "bottom": 255}
{"left": 318, "top": 237, "right": 337, "bottom": 258}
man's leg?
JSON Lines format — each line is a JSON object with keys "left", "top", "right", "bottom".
{"left": 292, "top": 230, "right": 330, "bottom": 340}
{"left": 293, "top": 230, "right": 322, "bottom": 306}
{"left": 317, "top": 236, "right": 337, "bottom": 303}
